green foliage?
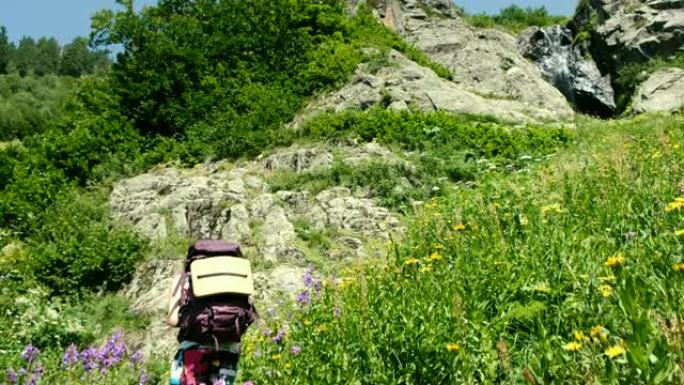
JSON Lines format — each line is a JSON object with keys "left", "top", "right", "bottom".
{"left": 240, "top": 113, "right": 684, "bottom": 384}
{"left": 92, "top": 0, "right": 355, "bottom": 136}
{"left": 0, "top": 26, "right": 11, "bottom": 74}
{"left": 27, "top": 189, "right": 145, "bottom": 294}
{"left": 465, "top": 5, "right": 569, "bottom": 35}
{"left": 0, "top": 74, "right": 74, "bottom": 140}
{"left": 298, "top": 109, "right": 572, "bottom": 162}
{"left": 58, "top": 37, "right": 109, "bottom": 77}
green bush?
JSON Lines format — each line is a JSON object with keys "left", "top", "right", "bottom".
{"left": 27, "top": 190, "right": 145, "bottom": 294}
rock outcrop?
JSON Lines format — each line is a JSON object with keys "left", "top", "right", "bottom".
{"left": 518, "top": 26, "right": 616, "bottom": 117}
{"left": 296, "top": 50, "right": 573, "bottom": 124}
{"left": 110, "top": 144, "right": 402, "bottom": 261}
{"left": 115, "top": 143, "right": 405, "bottom": 354}
{"left": 632, "top": 67, "right": 684, "bottom": 113}
{"left": 363, "top": 0, "right": 574, "bottom": 121}
{"left": 571, "top": 0, "right": 684, "bottom": 73}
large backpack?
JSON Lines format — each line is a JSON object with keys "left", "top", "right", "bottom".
{"left": 178, "top": 240, "right": 256, "bottom": 346}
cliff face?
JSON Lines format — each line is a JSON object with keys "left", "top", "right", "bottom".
{"left": 362, "top": 0, "right": 573, "bottom": 120}
{"left": 572, "top": 0, "right": 684, "bottom": 74}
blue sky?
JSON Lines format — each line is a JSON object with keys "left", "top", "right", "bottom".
{"left": 0, "top": 0, "right": 577, "bottom": 45}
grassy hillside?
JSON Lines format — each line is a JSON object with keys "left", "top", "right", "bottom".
{"left": 239, "top": 113, "right": 684, "bottom": 384}
{"left": 1, "top": 1, "right": 683, "bottom": 384}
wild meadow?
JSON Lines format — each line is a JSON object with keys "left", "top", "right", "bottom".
{"left": 239, "top": 114, "right": 684, "bottom": 384}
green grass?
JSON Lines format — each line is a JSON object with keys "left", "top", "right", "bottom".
{"left": 239, "top": 113, "right": 684, "bottom": 384}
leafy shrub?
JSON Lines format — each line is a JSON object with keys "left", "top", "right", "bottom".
{"left": 27, "top": 190, "right": 145, "bottom": 294}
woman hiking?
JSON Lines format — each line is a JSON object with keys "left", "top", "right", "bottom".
{"left": 167, "top": 240, "right": 256, "bottom": 385}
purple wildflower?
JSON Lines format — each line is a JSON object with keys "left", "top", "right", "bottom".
{"left": 261, "top": 328, "right": 272, "bottom": 337}
{"left": 290, "top": 345, "right": 301, "bottom": 355}
{"left": 6, "top": 369, "right": 17, "bottom": 384}
{"left": 302, "top": 265, "right": 315, "bottom": 287}
{"left": 139, "top": 370, "right": 149, "bottom": 385}
{"left": 296, "top": 291, "right": 311, "bottom": 306}
{"left": 80, "top": 347, "right": 98, "bottom": 372}
{"left": 129, "top": 350, "right": 145, "bottom": 368}
{"left": 21, "top": 345, "right": 39, "bottom": 364}
{"left": 273, "top": 328, "right": 287, "bottom": 344}
{"left": 212, "top": 379, "right": 226, "bottom": 385}
{"left": 243, "top": 381, "right": 255, "bottom": 385}
{"left": 17, "top": 369, "right": 26, "bottom": 377}
{"left": 62, "top": 344, "right": 79, "bottom": 368}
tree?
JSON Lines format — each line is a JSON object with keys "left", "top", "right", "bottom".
{"left": 59, "top": 37, "right": 91, "bottom": 76}
{"left": 91, "top": 0, "right": 351, "bottom": 136}
{"left": 34, "top": 37, "right": 61, "bottom": 75}
{"left": 13, "top": 36, "right": 38, "bottom": 76}
{"left": 0, "top": 26, "right": 12, "bottom": 74}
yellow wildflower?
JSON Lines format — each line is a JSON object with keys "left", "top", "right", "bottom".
{"left": 454, "top": 223, "right": 466, "bottom": 231}
{"left": 672, "top": 263, "right": 684, "bottom": 272}
{"left": 285, "top": 363, "right": 292, "bottom": 369}
{"left": 574, "top": 331, "right": 586, "bottom": 342}
{"left": 303, "top": 320, "right": 312, "bottom": 326}
{"left": 604, "top": 344, "right": 626, "bottom": 358}
{"left": 315, "top": 324, "right": 328, "bottom": 333}
{"left": 666, "top": 198, "right": 684, "bottom": 212}
{"left": 598, "top": 275, "right": 617, "bottom": 282}
{"left": 404, "top": 258, "right": 420, "bottom": 266}
{"left": 675, "top": 229, "right": 684, "bottom": 237}
{"left": 542, "top": 203, "right": 565, "bottom": 214}
{"left": 563, "top": 342, "right": 582, "bottom": 351}
{"left": 434, "top": 243, "right": 444, "bottom": 250}
{"left": 446, "top": 343, "right": 460, "bottom": 352}
{"left": 428, "top": 252, "right": 443, "bottom": 262}
{"left": 605, "top": 253, "right": 625, "bottom": 268}
{"left": 590, "top": 325, "right": 609, "bottom": 341}
{"left": 272, "top": 354, "right": 282, "bottom": 360}
{"left": 419, "top": 266, "right": 433, "bottom": 273}
{"left": 599, "top": 285, "right": 613, "bottom": 298}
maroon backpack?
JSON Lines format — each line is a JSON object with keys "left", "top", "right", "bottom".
{"left": 178, "top": 240, "right": 256, "bottom": 346}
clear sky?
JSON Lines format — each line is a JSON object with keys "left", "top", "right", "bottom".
{"left": 0, "top": 0, "right": 578, "bottom": 45}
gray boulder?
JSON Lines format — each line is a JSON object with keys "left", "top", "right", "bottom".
{"left": 632, "top": 67, "right": 684, "bottom": 113}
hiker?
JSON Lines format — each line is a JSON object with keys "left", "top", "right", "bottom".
{"left": 167, "top": 240, "right": 256, "bottom": 385}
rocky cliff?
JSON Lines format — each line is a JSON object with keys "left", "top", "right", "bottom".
{"left": 340, "top": 0, "right": 575, "bottom": 123}
{"left": 571, "top": 0, "right": 684, "bottom": 75}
